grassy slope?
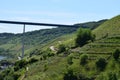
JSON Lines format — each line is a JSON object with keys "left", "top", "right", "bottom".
{"left": 93, "top": 15, "right": 120, "bottom": 39}
{"left": 22, "top": 15, "right": 120, "bottom": 80}
{"left": 81, "top": 15, "right": 120, "bottom": 54}
{"left": 1, "top": 17, "right": 120, "bottom": 80}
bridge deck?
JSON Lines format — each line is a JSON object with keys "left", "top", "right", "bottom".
{"left": 0, "top": 20, "right": 77, "bottom": 27}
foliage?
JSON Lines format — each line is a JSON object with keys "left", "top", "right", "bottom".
{"left": 0, "top": 68, "right": 20, "bottom": 80}
{"left": 67, "top": 56, "right": 73, "bottom": 65}
{"left": 113, "top": 49, "right": 120, "bottom": 61}
{"left": 108, "top": 72, "right": 117, "bottom": 80}
{"left": 63, "top": 69, "right": 77, "bottom": 80}
{"left": 80, "top": 54, "right": 88, "bottom": 65}
{"left": 43, "top": 64, "right": 48, "bottom": 72}
{"left": 28, "top": 57, "right": 38, "bottom": 64}
{"left": 45, "top": 48, "right": 55, "bottom": 57}
{"left": 4, "top": 75, "right": 14, "bottom": 80}
{"left": 57, "top": 44, "right": 66, "bottom": 54}
{"left": 75, "top": 28, "right": 95, "bottom": 47}
{"left": 29, "top": 49, "right": 42, "bottom": 57}
{"left": 96, "top": 58, "right": 107, "bottom": 71}
{"left": 14, "top": 59, "right": 28, "bottom": 71}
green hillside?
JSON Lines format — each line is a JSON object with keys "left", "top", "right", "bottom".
{"left": 0, "top": 16, "right": 120, "bottom": 80}
{"left": 93, "top": 15, "right": 120, "bottom": 39}
{"left": 0, "top": 27, "right": 77, "bottom": 57}
{"left": 22, "top": 15, "right": 120, "bottom": 80}
{"left": 0, "top": 20, "right": 105, "bottom": 58}
{"left": 80, "top": 15, "right": 120, "bottom": 54}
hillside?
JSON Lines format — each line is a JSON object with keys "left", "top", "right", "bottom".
{"left": 0, "top": 27, "right": 77, "bottom": 57}
{"left": 21, "top": 15, "right": 120, "bottom": 80}
{"left": 75, "top": 19, "right": 107, "bottom": 30}
{"left": 80, "top": 15, "right": 120, "bottom": 54}
{"left": 93, "top": 15, "right": 120, "bottom": 39}
{"left": 0, "top": 16, "right": 120, "bottom": 80}
{"left": 0, "top": 20, "right": 106, "bottom": 57}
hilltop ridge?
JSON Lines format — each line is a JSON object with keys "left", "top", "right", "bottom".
{"left": 93, "top": 15, "right": 120, "bottom": 39}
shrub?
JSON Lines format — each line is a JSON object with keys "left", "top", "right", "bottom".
{"left": 75, "top": 28, "right": 95, "bottom": 47}
{"left": 80, "top": 54, "right": 88, "bottom": 66}
{"left": 78, "top": 73, "right": 94, "bottom": 80}
{"left": 42, "top": 54, "right": 47, "bottom": 60}
{"left": 113, "top": 49, "right": 120, "bottom": 61}
{"left": 108, "top": 72, "right": 117, "bottom": 80}
{"left": 4, "top": 75, "right": 14, "bottom": 80}
{"left": 43, "top": 64, "right": 48, "bottom": 72}
{"left": 67, "top": 56, "right": 73, "bottom": 65}
{"left": 57, "top": 44, "right": 66, "bottom": 54}
{"left": 13, "top": 73, "right": 21, "bottom": 80}
{"left": 14, "top": 59, "right": 28, "bottom": 71}
{"left": 96, "top": 58, "right": 107, "bottom": 71}
{"left": 28, "top": 58, "right": 38, "bottom": 64}
{"left": 63, "top": 69, "right": 77, "bottom": 80}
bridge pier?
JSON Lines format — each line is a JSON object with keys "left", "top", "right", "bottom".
{"left": 22, "top": 24, "right": 25, "bottom": 58}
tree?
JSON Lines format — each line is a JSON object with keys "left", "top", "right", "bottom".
{"left": 57, "top": 44, "right": 66, "bottom": 54}
{"left": 14, "top": 59, "right": 28, "bottom": 71}
{"left": 113, "top": 49, "right": 120, "bottom": 61}
{"left": 28, "top": 57, "right": 38, "bottom": 64}
{"left": 63, "top": 69, "right": 77, "bottom": 80}
{"left": 75, "top": 28, "right": 95, "bottom": 47}
{"left": 80, "top": 54, "right": 88, "bottom": 66}
{"left": 108, "top": 72, "right": 117, "bottom": 80}
{"left": 67, "top": 56, "right": 73, "bottom": 65}
{"left": 96, "top": 58, "right": 107, "bottom": 71}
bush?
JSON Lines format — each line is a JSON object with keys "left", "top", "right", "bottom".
{"left": 57, "top": 44, "right": 66, "bottom": 54}
{"left": 113, "top": 49, "right": 120, "bottom": 61}
{"left": 67, "top": 56, "right": 73, "bottom": 65}
{"left": 63, "top": 69, "right": 77, "bottom": 80}
{"left": 43, "top": 64, "right": 48, "bottom": 72}
{"left": 42, "top": 54, "right": 47, "bottom": 60}
{"left": 80, "top": 54, "right": 88, "bottom": 66}
{"left": 96, "top": 58, "right": 107, "bottom": 71}
{"left": 14, "top": 59, "right": 28, "bottom": 71}
{"left": 75, "top": 28, "right": 95, "bottom": 47}
{"left": 13, "top": 73, "right": 21, "bottom": 80}
{"left": 28, "top": 58, "right": 38, "bottom": 64}
{"left": 108, "top": 72, "right": 117, "bottom": 80}
{"left": 4, "top": 75, "right": 14, "bottom": 80}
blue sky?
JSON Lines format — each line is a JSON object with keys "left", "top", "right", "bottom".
{"left": 0, "top": 0, "right": 120, "bottom": 33}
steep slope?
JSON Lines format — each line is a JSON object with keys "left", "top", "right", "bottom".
{"left": 93, "top": 15, "right": 120, "bottom": 39}
{"left": 79, "top": 15, "right": 120, "bottom": 59}
{"left": 0, "top": 16, "right": 120, "bottom": 80}
{"left": 20, "top": 15, "right": 120, "bottom": 80}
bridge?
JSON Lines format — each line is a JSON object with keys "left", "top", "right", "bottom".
{"left": 0, "top": 20, "right": 78, "bottom": 58}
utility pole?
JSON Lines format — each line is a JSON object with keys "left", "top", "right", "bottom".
{"left": 22, "top": 24, "right": 25, "bottom": 58}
